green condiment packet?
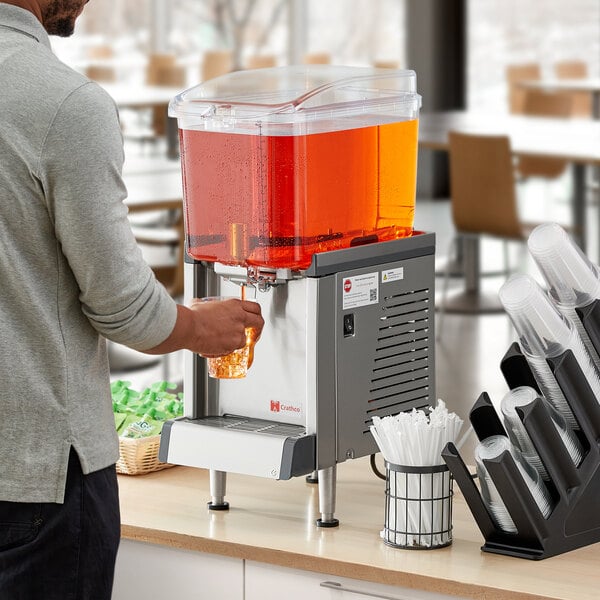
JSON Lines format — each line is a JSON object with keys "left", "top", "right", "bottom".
{"left": 121, "top": 415, "right": 163, "bottom": 438}
{"left": 114, "top": 412, "right": 128, "bottom": 432}
{"left": 112, "top": 380, "right": 183, "bottom": 425}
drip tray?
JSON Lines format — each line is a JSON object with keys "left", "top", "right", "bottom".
{"left": 195, "top": 415, "right": 307, "bottom": 438}
{"left": 160, "top": 416, "right": 315, "bottom": 480}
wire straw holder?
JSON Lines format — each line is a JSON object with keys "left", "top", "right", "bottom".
{"left": 442, "top": 342, "right": 600, "bottom": 560}
{"left": 383, "top": 461, "right": 453, "bottom": 550}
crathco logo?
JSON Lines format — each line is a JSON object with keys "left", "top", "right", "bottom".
{"left": 344, "top": 279, "right": 352, "bottom": 293}
{"left": 269, "top": 400, "right": 301, "bottom": 414}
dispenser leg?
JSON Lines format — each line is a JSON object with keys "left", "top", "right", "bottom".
{"left": 305, "top": 470, "right": 319, "bottom": 484}
{"left": 208, "top": 469, "right": 229, "bottom": 511}
{"left": 316, "top": 465, "right": 339, "bottom": 527}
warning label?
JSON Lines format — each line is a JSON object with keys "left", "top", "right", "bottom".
{"left": 381, "top": 267, "right": 404, "bottom": 283}
{"left": 342, "top": 272, "right": 379, "bottom": 310}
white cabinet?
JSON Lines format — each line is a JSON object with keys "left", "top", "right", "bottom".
{"left": 112, "top": 539, "right": 243, "bottom": 600}
{"left": 113, "top": 542, "right": 465, "bottom": 600}
{"left": 245, "top": 561, "right": 463, "bottom": 600}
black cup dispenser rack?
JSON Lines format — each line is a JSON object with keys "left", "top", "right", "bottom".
{"left": 442, "top": 340, "right": 600, "bottom": 560}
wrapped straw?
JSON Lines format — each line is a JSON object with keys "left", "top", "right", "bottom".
{"left": 370, "top": 399, "right": 464, "bottom": 466}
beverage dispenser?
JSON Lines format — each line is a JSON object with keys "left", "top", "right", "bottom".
{"left": 159, "top": 66, "right": 435, "bottom": 526}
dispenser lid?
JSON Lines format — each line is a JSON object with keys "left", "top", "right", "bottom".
{"left": 169, "top": 65, "right": 421, "bottom": 134}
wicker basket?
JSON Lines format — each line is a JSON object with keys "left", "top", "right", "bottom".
{"left": 116, "top": 434, "right": 174, "bottom": 475}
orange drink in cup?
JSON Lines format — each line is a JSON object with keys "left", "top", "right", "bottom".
{"left": 200, "top": 295, "right": 257, "bottom": 379}
{"left": 206, "top": 325, "right": 257, "bottom": 379}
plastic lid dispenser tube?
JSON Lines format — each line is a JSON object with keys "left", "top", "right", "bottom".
{"left": 528, "top": 222, "right": 600, "bottom": 367}
{"left": 499, "top": 274, "right": 600, "bottom": 428}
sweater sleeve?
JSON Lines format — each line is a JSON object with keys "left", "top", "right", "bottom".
{"left": 37, "top": 81, "right": 177, "bottom": 351}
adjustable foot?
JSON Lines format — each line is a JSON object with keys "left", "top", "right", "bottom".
{"left": 315, "top": 465, "right": 339, "bottom": 527}
{"left": 305, "top": 470, "right": 319, "bottom": 484}
{"left": 208, "top": 469, "right": 229, "bottom": 511}
{"left": 316, "top": 517, "right": 339, "bottom": 528}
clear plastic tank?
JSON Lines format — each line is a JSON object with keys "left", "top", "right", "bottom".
{"left": 169, "top": 66, "right": 421, "bottom": 270}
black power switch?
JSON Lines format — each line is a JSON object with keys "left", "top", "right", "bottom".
{"left": 343, "top": 313, "right": 355, "bottom": 337}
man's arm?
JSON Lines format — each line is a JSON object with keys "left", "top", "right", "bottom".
{"left": 145, "top": 299, "right": 264, "bottom": 356}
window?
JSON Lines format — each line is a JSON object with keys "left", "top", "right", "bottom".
{"left": 468, "top": 0, "right": 600, "bottom": 111}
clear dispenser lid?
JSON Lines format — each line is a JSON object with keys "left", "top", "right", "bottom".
{"left": 169, "top": 65, "right": 421, "bottom": 134}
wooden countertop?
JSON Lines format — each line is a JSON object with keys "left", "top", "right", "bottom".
{"left": 118, "top": 457, "right": 599, "bottom": 600}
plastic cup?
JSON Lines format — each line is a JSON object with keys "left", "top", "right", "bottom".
{"left": 500, "top": 386, "right": 550, "bottom": 481}
{"left": 527, "top": 222, "right": 600, "bottom": 367}
{"left": 474, "top": 435, "right": 553, "bottom": 535}
{"left": 200, "top": 296, "right": 257, "bottom": 379}
{"left": 498, "top": 273, "right": 600, "bottom": 426}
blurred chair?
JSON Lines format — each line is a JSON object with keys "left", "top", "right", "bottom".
{"left": 146, "top": 53, "right": 187, "bottom": 87}
{"left": 146, "top": 54, "right": 187, "bottom": 138}
{"left": 516, "top": 89, "right": 572, "bottom": 180}
{"left": 554, "top": 60, "right": 592, "bottom": 117}
{"left": 85, "top": 44, "right": 116, "bottom": 82}
{"left": 246, "top": 55, "right": 277, "bottom": 69}
{"left": 85, "top": 65, "right": 116, "bottom": 83}
{"left": 438, "top": 132, "right": 527, "bottom": 335}
{"left": 506, "top": 63, "right": 541, "bottom": 114}
{"left": 130, "top": 209, "right": 184, "bottom": 299}
{"left": 88, "top": 44, "right": 113, "bottom": 60}
{"left": 202, "top": 50, "right": 233, "bottom": 81}
{"left": 373, "top": 60, "right": 399, "bottom": 69}
{"left": 555, "top": 59, "right": 587, "bottom": 79}
{"left": 303, "top": 53, "right": 331, "bottom": 65}
{"left": 107, "top": 342, "right": 161, "bottom": 374}
{"left": 128, "top": 207, "right": 184, "bottom": 380}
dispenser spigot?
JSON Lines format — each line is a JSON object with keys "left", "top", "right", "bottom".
{"left": 247, "top": 266, "right": 277, "bottom": 291}
{"left": 246, "top": 266, "right": 297, "bottom": 291}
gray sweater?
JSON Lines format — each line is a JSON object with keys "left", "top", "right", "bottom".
{"left": 0, "top": 5, "right": 178, "bottom": 503}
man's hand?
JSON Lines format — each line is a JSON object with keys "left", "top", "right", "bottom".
{"left": 189, "top": 297, "right": 264, "bottom": 356}
{"left": 143, "top": 298, "right": 264, "bottom": 356}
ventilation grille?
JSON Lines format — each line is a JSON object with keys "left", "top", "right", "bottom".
{"left": 364, "top": 288, "right": 431, "bottom": 432}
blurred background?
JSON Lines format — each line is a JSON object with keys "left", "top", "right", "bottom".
{"left": 50, "top": 0, "right": 600, "bottom": 455}
{"left": 53, "top": 0, "right": 599, "bottom": 110}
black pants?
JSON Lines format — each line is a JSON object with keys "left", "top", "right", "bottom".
{"left": 0, "top": 449, "right": 121, "bottom": 600}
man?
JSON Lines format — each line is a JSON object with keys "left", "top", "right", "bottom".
{"left": 0, "top": 1, "right": 264, "bottom": 598}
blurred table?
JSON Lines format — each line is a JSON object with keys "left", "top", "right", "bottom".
{"left": 123, "top": 170, "right": 182, "bottom": 213}
{"left": 123, "top": 154, "right": 181, "bottom": 177}
{"left": 419, "top": 111, "right": 600, "bottom": 312}
{"left": 517, "top": 78, "right": 600, "bottom": 119}
{"left": 102, "top": 83, "right": 183, "bottom": 158}
{"left": 101, "top": 83, "right": 182, "bottom": 109}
